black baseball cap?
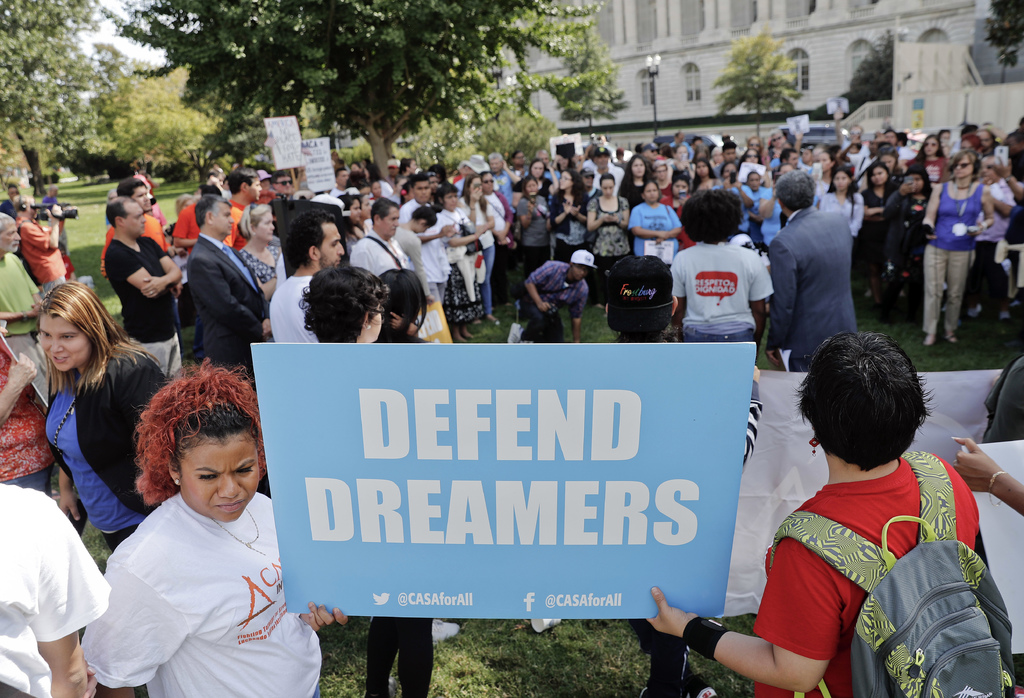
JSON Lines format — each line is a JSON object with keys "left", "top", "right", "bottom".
{"left": 594, "top": 146, "right": 612, "bottom": 158}
{"left": 606, "top": 256, "right": 674, "bottom": 333}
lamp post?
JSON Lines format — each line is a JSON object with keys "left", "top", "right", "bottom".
{"left": 646, "top": 54, "right": 661, "bottom": 138}
{"left": 490, "top": 65, "right": 503, "bottom": 90}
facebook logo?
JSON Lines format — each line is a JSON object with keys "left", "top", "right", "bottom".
{"left": 523, "top": 592, "right": 535, "bottom": 612}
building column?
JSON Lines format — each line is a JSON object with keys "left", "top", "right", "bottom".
{"left": 656, "top": 0, "right": 671, "bottom": 38}
{"left": 623, "top": 0, "right": 638, "bottom": 45}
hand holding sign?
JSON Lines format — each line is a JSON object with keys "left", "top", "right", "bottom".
{"left": 826, "top": 98, "right": 849, "bottom": 117}
{"left": 738, "top": 162, "right": 765, "bottom": 184}
{"left": 786, "top": 115, "right": 810, "bottom": 136}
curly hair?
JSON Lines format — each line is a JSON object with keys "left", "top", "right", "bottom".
{"left": 303, "top": 266, "right": 389, "bottom": 343}
{"left": 286, "top": 208, "right": 333, "bottom": 269}
{"left": 679, "top": 189, "right": 742, "bottom": 243}
{"left": 135, "top": 361, "right": 266, "bottom": 506}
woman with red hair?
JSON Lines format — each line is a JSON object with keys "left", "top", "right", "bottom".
{"left": 83, "top": 362, "right": 346, "bottom": 698}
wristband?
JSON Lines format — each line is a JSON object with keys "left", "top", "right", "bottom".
{"left": 683, "top": 616, "right": 728, "bottom": 660}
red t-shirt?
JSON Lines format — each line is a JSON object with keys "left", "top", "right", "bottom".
{"left": 172, "top": 203, "right": 201, "bottom": 254}
{"left": 753, "top": 457, "right": 979, "bottom": 698}
{"left": 924, "top": 158, "right": 947, "bottom": 184}
{"left": 660, "top": 195, "right": 695, "bottom": 248}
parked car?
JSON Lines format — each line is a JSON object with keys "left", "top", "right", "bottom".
{"left": 778, "top": 123, "right": 847, "bottom": 147}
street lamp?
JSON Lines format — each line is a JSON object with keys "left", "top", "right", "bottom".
{"left": 646, "top": 54, "right": 661, "bottom": 138}
{"left": 490, "top": 65, "right": 503, "bottom": 90}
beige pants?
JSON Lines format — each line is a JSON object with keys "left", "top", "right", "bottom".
{"left": 5, "top": 333, "right": 48, "bottom": 398}
{"left": 139, "top": 336, "right": 182, "bottom": 378}
{"left": 923, "top": 245, "right": 973, "bottom": 337}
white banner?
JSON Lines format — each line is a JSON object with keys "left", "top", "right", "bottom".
{"left": 263, "top": 116, "right": 304, "bottom": 170}
{"left": 968, "top": 440, "right": 1024, "bottom": 653}
{"left": 724, "top": 369, "right": 998, "bottom": 616}
{"left": 301, "top": 137, "right": 335, "bottom": 193}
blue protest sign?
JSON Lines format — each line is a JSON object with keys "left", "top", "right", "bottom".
{"left": 252, "top": 343, "right": 754, "bottom": 619}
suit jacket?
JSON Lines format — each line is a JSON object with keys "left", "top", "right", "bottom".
{"left": 187, "top": 235, "right": 269, "bottom": 373}
{"left": 767, "top": 208, "right": 857, "bottom": 360}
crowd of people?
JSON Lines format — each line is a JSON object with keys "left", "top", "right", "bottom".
{"left": 2, "top": 112, "right": 1024, "bottom": 698}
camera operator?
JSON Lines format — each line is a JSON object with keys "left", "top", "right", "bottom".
{"left": 13, "top": 196, "right": 66, "bottom": 293}
{"left": 518, "top": 250, "right": 595, "bottom": 343}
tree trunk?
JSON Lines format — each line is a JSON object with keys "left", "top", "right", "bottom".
{"left": 15, "top": 132, "right": 45, "bottom": 196}
{"left": 364, "top": 124, "right": 392, "bottom": 170}
{"left": 755, "top": 108, "right": 762, "bottom": 137}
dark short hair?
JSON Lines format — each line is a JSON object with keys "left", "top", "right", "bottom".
{"left": 799, "top": 332, "right": 929, "bottom": 470}
{"left": 722, "top": 141, "right": 737, "bottom": 151}
{"left": 198, "top": 184, "right": 222, "bottom": 197}
{"left": 116, "top": 177, "right": 147, "bottom": 198}
{"left": 335, "top": 166, "right": 349, "bottom": 176}
{"left": 680, "top": 189, "right": 742, "bottom": 243}
{"left": 6, "top": 183, "right": 17, "bottom": 191}
{"left": 286, "top": 208, "right": 333, "bottom": 269}
{"left": 1006, "top": 131, "right": 1024, "bottom": 145}
{"left": 435, "top": 182, "right": 458, "bottom": 204}
{"left": 410, "top": 205, "right": 437, "bottom": 227}
{"left": 370, "top": 198, "right": 398, "bottom": 222}
{"left": 227, "top": 166, "right": 259, "bottom": 195}
{"left": 106, "top": 197, "right": 136, "bottom": 227}
{"left": 407, "top": 172, "right": 430, "bottom": 188}
{"left": 780, "top": 148, "right": 797, "bottom": 162}
{"left": 270, "top": 170, "right": 290, "bottom": 184}
{"left": 195, "top": 195, "right": 228, "bottom": 229}
{"left": 303, "top": 266, "right": 389, "bottom": 343}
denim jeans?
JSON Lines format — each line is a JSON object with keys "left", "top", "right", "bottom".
{"left": 4, "top": 464, "right": 52, "bottom": 495}
{"left": 682, "top": 326, "right": 755, "bottom": 343}
{"left": 480, "top": 244, "right": 496, "bottom": 315}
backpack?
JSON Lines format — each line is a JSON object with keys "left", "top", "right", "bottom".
{"left": 770, "top": 452, "right": 1014, "bottom": 698}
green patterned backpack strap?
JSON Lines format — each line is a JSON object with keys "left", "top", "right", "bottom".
{"left": 770, "top": 511, "right": 889, "bottom": 593}
{"left": 901, "top": 451, "right": 957, "bottom": 541}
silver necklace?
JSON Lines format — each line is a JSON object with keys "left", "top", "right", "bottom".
{"left": 213, "top": 509, "right": 265, "bottom": 556}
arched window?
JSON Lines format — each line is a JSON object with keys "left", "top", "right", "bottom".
{"left": 639, "top": 70, "right": 655, "bottom": 106}
{"left": 918, "top": 28, "right": 949, "bottom": 43}
{"left": 636, "top": 0, "right": 657, "bottom": 43}
{"left": 789, "top": 48, "right": 809, "bottom": 92}
{"left": 683, "top": 63, "right": 701, "bottom": 103}
{"left": 598, "top": 0, "right": 616, "bottom": 45}
{"left": 849, "top": 39, "right": 871, "bottom": 81}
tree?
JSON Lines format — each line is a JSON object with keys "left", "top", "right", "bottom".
{"left": 846, "top": 32, "right": 893, "bottom": 107}
{"left": 0, "top": 0, "right": 98, "bottom": 193}
{"left": 712, "top": 30, "right": 801, "bottom": 136}
{"left": 476, "top": 111, "right": 560, "bottom": 163}
{"left": 986, "top": 0, "right": 1024, "bottom": 82}
{"left": 558, "top": 26, "right": 628, "bottom": 129}
{"left": 121, "top": 0, "right": 604, "bottom": 168}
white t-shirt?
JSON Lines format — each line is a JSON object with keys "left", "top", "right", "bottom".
{"left": 270, "top": 274, "right": 317, "bottom": 343}
{"left": 671, "top": 242, "right": 774, "bottom": 330}
{"left": 0, "top": 484, "right": 110, "bottom": 698}
{"left": 398, "top": 198, "right": 432, "bottom": 224}
{"left": 483, "top": 193, "right": 507, "bottom": 234}
{"left": 83, "top": 494, "right": 320, "bottom": 698}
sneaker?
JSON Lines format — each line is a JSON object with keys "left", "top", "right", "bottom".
{"left": 388, "top": 676, "right": 397, "bottom": 698}
{"left": 431, "top": 619, "right": 459, "bottom": 643}
{"left": 685, "top": 674, "right": 718, "bottom": 698}
{"left": 1000, "top": 311, "right": 1012, "bottom": 321}
{"left": 967, "top": 304, "right": 982, "bottom": 318}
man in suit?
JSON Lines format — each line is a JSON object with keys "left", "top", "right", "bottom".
{"left": 766, "top": 171, "right": 857, "bottom": 372}
{"left": 187, "top": 195, "right": 270, "bottom": 374}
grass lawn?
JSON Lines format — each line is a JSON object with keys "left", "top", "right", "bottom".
{"left": 51, "top": 178, "right": 1021, "bottom": 697}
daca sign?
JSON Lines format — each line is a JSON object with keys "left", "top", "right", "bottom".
{"left": 252, "top": 343, "right": 755, "bottom": 618}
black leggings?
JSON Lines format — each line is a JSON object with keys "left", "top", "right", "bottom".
{"left": 365, "top": 616, "right": 433, "bottom": 698}
{"left": 102, "top": 524, "right": 139, "bottom": 552}
{"left": 492, "top": 243, "right": 510, "bottom": 305}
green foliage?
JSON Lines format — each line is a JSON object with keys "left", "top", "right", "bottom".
{"left": 846, "top": 32, "right": 893, "bottom": 106}
{"left": 406, "top": 116, "right": 480, "bottom": 174}
{"left": 986, "top": 0, "right": 1024, "bottom": 71}
{"left": 558, "top": 25, "right": 628, "bottom": 127}
{"left": 712, "top": 30, "right": 801, "bottom": 134}
{"left": 121, "top": 0, "right": 599, "bottom": 167}
{"left": 475, "top": 111, "right": 560, "bottom": 164}
{"left": 0, "top": 0, "right": 99, "bottom": 192}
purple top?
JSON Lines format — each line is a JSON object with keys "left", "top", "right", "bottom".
{"left": 931, "top": 182, "right": 983, "bottom": 252}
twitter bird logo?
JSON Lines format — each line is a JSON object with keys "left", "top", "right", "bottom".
{"left": 372, "top": 593, "right": 390, "bottom": 606}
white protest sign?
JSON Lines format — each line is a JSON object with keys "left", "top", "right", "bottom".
{"left": 301, "top": 137, "right": 336, "bottom": 193}
{"left": 263, "top": 116, "right": 304, "bottom": 170}
{"left": 549, "top": 133, "right": 583, "bottom": 160}
{"left": 786, "top": 114, "right": 810, "bottom": 135}
{"left": 738, "top": 162, "right": 766, "bottom": 184}
{"left": 724, "top": 369, "right": 998, "bottom": 616}
{"left": 968, "top": 439, "right": 1024, "bottom": 653}
{"left": 826, "top": 97, "right": 850, "bottom": 116}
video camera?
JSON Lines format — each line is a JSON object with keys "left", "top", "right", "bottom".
{"left": 31, "top": 202, "right": 79, "bottom": 222}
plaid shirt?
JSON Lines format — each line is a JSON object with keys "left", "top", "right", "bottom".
{"left": 526, "top": 261, "right": 588, "bottom": 319}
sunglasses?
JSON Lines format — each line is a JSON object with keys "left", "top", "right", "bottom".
{"left": 276, "top": 179, "right": 293, "bottom": 185}
{"left": 954, "top": 162, "right": 972, "bottom": 169}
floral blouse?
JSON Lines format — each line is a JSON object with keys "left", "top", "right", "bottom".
{"left": 0, "top": 351, "right": 51, "bottom": 481}
{"left": 587, "top": 196, "right": 630, "bottom": 257}
{"left": 238, "top": 242, "right": 281, "bottom": 285}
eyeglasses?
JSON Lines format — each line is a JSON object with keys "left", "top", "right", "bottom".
{"left": 954, "top": 161, "right": 972, "bottom": 169}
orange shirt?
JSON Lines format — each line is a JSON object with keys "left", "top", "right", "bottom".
{"left": 16, "top": 219, "right": 65, "bottom": 284}
{"left": 101, "top": 214, "right": 167, "bottom": 277}
{"left": 173, "top": 203, "right": 201, "bottom": 254}
{"left": 229, "top": 200, "right": 247, "bottom": 250}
